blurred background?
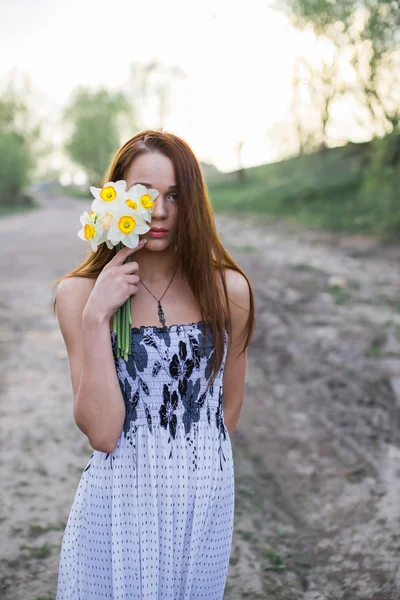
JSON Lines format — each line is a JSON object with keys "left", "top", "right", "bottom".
{"left": 1, "top": 0, "right": 399, "bottom": 237}
{"left": 1, "top": 1, "right": 400, "bottom": 599}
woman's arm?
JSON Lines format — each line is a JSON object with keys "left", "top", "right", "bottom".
{"left": 56, "top": 277, "right": 126, "bottom": 453}
{"left": 221, "top": 269, "right": 252, "bottom": 437}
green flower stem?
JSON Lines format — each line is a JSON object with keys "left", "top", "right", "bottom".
{"left": 117, "top": 242, "right": 124, "bottom": 359}
{"left": 121, "top": 256, "right": 125, "bottom": 360}
{"left": 128, "top": 291, "right": 132, "bottom": 355}
{"left": 117, "top": 301, "right": 121, "bottom": 359}
{"left": 122, "top": 292, "right": 127, "bottom": 360}
{"left": 122, "top": 308, "right": 125, "bottom": 358}
{"left": 113, "top": 241, "right": 133, "bottom": 362}
{"left": 113, "top": 300, "right": 119, "bottom": 357}
{"left": 117, "top": 308, "right": 122, "bottom": 358}
{"left": 127, "top": 295, "right": 131, "bottom": 358}
{"left": 125, "top": 252, "right": 132, "bottom": 360}
{"left": 121, "top": 243, "right": 125, "bottom": 360}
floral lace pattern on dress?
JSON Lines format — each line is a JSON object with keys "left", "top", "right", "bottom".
{"left": 108, "top": 320, "right": 230, "bottom": 470}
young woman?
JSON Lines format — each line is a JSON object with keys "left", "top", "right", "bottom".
{"left": 53, "top": 129, "right": 255, "bottom": 599}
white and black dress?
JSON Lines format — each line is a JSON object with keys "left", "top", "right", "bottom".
{"left": 56, "top": 320, "right": 235, "bottom": 599}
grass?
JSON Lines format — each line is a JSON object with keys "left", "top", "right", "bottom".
{"left": 327, "top": 284, "right": 353, "bottom": 305}
{"left": 34, "top": 466, "right": 49, "bottom": 477}
{"left": 0, "top": 574, "right": 14, "bottom": 596}
{"left": 364, "top": 343, "right": 384, "bottom": 357}
{"left": 0, "top": 196, "right": 41, "bottom": 217}
{"left": 27, "top": 522, "right": 66, "bottom": 539}
{"left": 61, "top": 186, "right": 91, "bottom": 200}
{"left": 346, "top": 466, "right": 368, "bottom": 483}
{"left": 291, "top": 264, "right": 321, "bottom": 273}
{"left": 11, "top": 137, "right": 399, "bottom": 240}
{"left": 263, "top": 549, "right": 286, "bottom": 571}
{"left": 19, "top": 542, "right": 52, "bottom": 559}
{"left": 207, "top": 141, "right": 399, "bottom": 240}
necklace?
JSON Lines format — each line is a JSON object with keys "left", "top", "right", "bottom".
{"left": 139, "top": 265, "right": 179, "bottom": 328}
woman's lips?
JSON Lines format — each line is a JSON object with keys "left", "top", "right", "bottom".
{"left": 148, "top": 230, "right": 168, "bottom": 238}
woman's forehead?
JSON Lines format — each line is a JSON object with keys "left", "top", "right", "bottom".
{"left": 126, "top": 154, "right": 176, "bottom": 188}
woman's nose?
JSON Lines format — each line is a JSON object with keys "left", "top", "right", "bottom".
{"left": 152, "top": 196, "right": 168, "bottom": 218}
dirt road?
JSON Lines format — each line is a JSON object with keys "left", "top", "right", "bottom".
{"left": 1, "top": 191, "right": 400, "bottom": 599}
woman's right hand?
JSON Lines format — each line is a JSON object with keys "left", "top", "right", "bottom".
{"left": 84, "top": 240, "right": 147, "bottom": 323}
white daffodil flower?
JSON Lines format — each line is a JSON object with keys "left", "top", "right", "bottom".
{"left": 107, "top": 208, "right": 151, "bottom": 248}
{"left": 77, "top": 210, "right": 105, "bottom": 252}
{"left": 90, "top": 180, "right": 127, "bottom": 213}
{"left": 88, "top": 210, "right": 100, "bottom": 223}
{"left": 77, "top": 181, "right": 153, "bottom": 361}
{"left": 125, "top": 183, "right": 159, "bottom": 223}
{"left": 97, "top": 211, "right": 116, "bottom": 249}
{"left": 100, "top": 211, "right": 113, "bottom": 230}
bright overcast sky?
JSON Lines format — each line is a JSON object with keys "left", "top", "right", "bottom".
{"left": 0, "top": 0, "right": 313, "bottom": 173}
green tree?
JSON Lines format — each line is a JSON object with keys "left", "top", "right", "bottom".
{"left": 63, "top": 87, "right": 131, "bottom": 186}
{"left": 281, "top": 0, "right": 400, "bottom": 136}
{"left": 0, "top": 71, "right": 45, "bottom": 205}
{"left": 0, "top": 129, "right": 33, "bottom": 206}
{"left": 281, "top": 0, "right": 400, "bottom": 236}
{"left": 125, "top": 60, "right": 186, "bottom": 130}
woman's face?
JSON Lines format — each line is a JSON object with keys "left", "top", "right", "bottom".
{"left": 125, "top": 152, "right": 178, "bottom": 252}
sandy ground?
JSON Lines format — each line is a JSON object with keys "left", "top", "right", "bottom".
{"left": 1, "top": 190, "right": 400, "bottom": 599}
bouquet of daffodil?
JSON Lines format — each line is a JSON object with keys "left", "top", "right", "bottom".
{"left": 78, "top": 180, "right": 159, "bottom": 361}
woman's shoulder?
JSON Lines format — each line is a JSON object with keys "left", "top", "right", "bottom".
{"left": 56, "top": 276, "right": 97, "bottom": 321}
{"left": 224, "top": 269, "right": 253, "bottom": 345}
{"left": 215, "top": 268, "right": 251, "bottom": 327}
{"left": 57, "top": 275, "right": 96, "bottom": 297}
{"left": 217, "top": 267, "right": 250, "bottom": 297}
{"left": 56, "top": 276, "right": 114, "bottom": 332}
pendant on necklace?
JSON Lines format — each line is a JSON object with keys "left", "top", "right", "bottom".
{"left": 157, "top": 301, "right": 166, "bottom": 328}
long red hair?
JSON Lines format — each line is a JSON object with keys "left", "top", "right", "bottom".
{"left": 52, "top": 129, "right": 256, "bottom": 386}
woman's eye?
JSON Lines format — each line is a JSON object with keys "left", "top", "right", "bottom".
{"left": 169, "top": 193, "right": 178, "bottom": 201}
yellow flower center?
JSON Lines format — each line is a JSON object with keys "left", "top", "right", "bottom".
{"left": 100, "top": 186, "right": 117, "bottom": 202}
{"left": 84, "top": 223, "right": 95, "bottom": 239}
{"left": 125, "top": 198, "right": 138, "bottom": 210}
{"left": 140, "top": 194, "right": 154, "bottom": 209}
{"left": 89, "top": 210, "right": 95, "bottom": 218}
{"left": 118, "top": 215, "right": 136, "bottom": 234}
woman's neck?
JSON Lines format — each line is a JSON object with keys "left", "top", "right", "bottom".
{"left": 136, "top": 246, "right": 180, "bottom": 285}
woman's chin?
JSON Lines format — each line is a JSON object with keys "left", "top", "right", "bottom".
{"left": 140, "top": 237, "right": 172, "bottom": 251}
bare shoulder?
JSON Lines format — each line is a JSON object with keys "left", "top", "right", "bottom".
{"left": 216, "top": 268, "right": 250, "bottom": 309}
{"left": 56, "top": 276, "right": 99, "bottom": 406}
{"left": 55, "top": 277, "right": 96, "bottom": 342}
{"left": 56, "top": 276, "right": 95, "bottom": 313}
{"left": 57, "top": 275, "right": 95, "bottom": 297}
{"left": 217, "top": 268, "right": 251, "bottom": 340}
{"left": 225, "top": 268, "right": 250, "bottom": 303}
